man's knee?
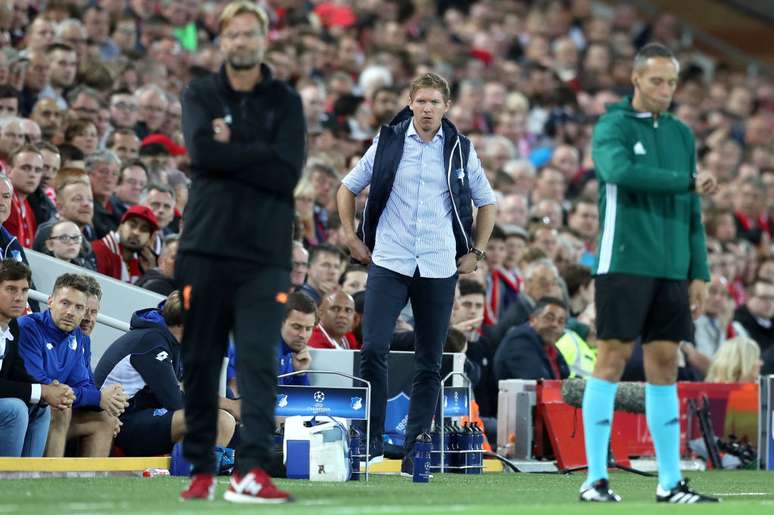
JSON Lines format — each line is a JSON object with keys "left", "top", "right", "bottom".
{"left": 49, "top": 407, "right": 73, "bottom": 430}
{"left": 593, "top": 339, "right": 633, "bottom": 381}
{"left": 216, "top": 409, "right": 236, "bottom": 441}
{"left": 0, "top": 399, "right": 29, "bottom": 428}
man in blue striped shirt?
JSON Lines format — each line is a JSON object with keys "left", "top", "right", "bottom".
{"left": 337, "top": 73, "right": 496, "bottom": 475}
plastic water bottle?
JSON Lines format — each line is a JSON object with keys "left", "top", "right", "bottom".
{"left": 468, "top": 422, "right": 483, "bottom": 474}
{"left": 430, "top": 426, "right": 441, "bottom": 472}
{"left": 413, "top": 433, "right": 432, "bottom": 483}
{"left": 169, "top": 441, "right": 191, "bottom": 476}
{"left": 142, "top": 468, "right": 170, "bottom": 477}
{"left": 349, "top": 426, "right": 361, "bottom": 481}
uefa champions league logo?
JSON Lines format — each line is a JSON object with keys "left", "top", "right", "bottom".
{"left": 313, "top": 391, "right": 325, "bottom": 403}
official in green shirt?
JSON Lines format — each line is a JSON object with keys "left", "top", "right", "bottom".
{"left": 579, "top": 43, "right": 719, "bottom": 504}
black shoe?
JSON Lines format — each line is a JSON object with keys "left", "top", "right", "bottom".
{"left": 361, "top": 438, "right": 383, "bottom": 465}
{"left": 579, "top": 479, "right": 622, "bottom": 502}
{"left": 400, "top": 455, "right": 413, "bottom": 478}
{"left": 656, "top": 479, "right": 720, "bottom": 503}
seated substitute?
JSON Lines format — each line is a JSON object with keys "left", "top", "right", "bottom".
{"left": 494, "top": 297, "right": 570, "bottom": 381}
{"left": 0, "top": 260, "right": 74, "bottom": 457}
{"left": 17, "top": 273, "right": 128, "bottom": 457}
{"left": 95, "top": 291, "right": 236, "bottom": 456}
{"left": 228, "top": 292, "right": 315, "bottom": 393}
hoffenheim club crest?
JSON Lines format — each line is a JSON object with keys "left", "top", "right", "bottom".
{"left": 351, "top": 396, "right": 363, "bottom": 411}
{"left": 277, "top": 393, "right": 288, "bottom": 408}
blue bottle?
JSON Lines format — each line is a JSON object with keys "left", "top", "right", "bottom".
{"left": 169, "top": 441, "right": 191, "bottom": 476}
{"left": 413, "top": 433, "right": 432, "bottom": 483}
{"left": 467, "top": 423, "right": 483, "bottom": 474}
{"left": 430, "top": 426, "right": 442, "bottom": 472}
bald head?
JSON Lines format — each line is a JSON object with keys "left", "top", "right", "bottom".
{"left": 320, "top": 290, "right": 355, "bottom": 339}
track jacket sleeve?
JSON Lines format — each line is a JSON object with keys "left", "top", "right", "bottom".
{"left": 592, "top": 116, "right": 692, "bottom": 194}
{"left": 129, "top": 346, "right": 183, "bottom": 411}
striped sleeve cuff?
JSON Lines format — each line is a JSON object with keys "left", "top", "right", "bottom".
{"left": 30, "top": 383, "right": 42, "bottom": 404}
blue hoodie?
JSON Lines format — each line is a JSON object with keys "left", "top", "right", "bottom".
{"left": 226, "top": 338, "right": 310, "bottom": 387}
{"left": 94, "top": 308, "right": 182, "bottom": 412}
{"left": 17, "top": 311, "right": 100, "bottom": 408}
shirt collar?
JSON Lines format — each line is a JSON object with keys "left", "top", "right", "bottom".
{"left": 406, "top": 117, "right": 444, "bottom": 143}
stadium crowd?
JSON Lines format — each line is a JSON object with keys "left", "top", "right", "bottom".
{"left": 1, "top": 0, "right": 773, "bottom": 457}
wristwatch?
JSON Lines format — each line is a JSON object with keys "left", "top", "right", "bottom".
{"left": 470, "top": 247, "right": 487, "bottom": 261}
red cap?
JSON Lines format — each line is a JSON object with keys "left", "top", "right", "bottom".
{"left": 141, "top": 133, "right": 187, "bottom": 156}
{"left": 121, "top": 205, "right": 159, "bottom": 232}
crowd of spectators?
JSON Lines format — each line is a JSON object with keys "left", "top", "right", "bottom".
{"left": 0, "top": 0, "right": 773, "bottom": 456}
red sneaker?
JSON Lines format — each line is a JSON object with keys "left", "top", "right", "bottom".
{"left": 223, "top": 468, "right": 292, "bottom": 504}
{"left": 180, "top": 474, "right": 216, "bottom": 501}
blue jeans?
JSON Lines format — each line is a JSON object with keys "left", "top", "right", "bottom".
{"left": 361, "top": 264, "right": 457, "bottom": 455}
{"left": 0, "top": 398, "right": 51, "bottom": 457}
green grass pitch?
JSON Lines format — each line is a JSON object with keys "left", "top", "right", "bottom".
{"left": 0, "top": 471, "right": 771, "bottom": 514}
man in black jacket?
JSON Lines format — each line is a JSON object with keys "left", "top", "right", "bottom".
{"left": 0, "top": 260, "right": 73, "bottom": 456}
{"left": 733, "top": 280, "right": 774, "bottom": 353}
{"left": 494, "top": 297, "right": 570, "bottom": 381}
{"left": 176, "top": 0, "right": 305, "bottom": 504}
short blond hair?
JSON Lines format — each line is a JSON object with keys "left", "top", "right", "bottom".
{"left": 219, "top": 1, "right": 269, "bottom": 35}
{"left": 409, "top": 73, "right": 451, "bottom": 102}
{"left": 705, "top": 337, "right": 761, "bottom": 383}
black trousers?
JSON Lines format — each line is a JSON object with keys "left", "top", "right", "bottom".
{"left": 176, "top": 253, "right": 289, "bottom": 475}
{"left": 361, "top": 264, "right": 457, "bottom": 455}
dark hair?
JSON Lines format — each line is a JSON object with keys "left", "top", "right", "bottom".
{"left": 161, "top": 290, "right": 183, "bottom": 326}
{"left": 560, "top": 263, "right": 592, "bottom": 297}
{"left": 80, "top": 274, "right": 102, "bottom": 300}
{"left": 569, "top": 196, "right": 595, "bottom": 215}
{"left": 339, "top": 264, "right": 367, "bottom": 286}
{"left": 0, "top": 84, "right": 19, "bottom": 101}
{"left": 35, "top": 140, "right": 60, "bottom": 156}
{"left": 444, "top": 328, "right": 467, "bottom": 353}
{"left": 110, "top": 88, "right": 134, "bottom": 99}
{"left": 370, "top": 85, "right": 399, "bottom": 103}
{"left": 45, "top": 42, "right": 77, "bottom": 55}
{"left": 634, "top": 43, "right": 676, "bottom": 70}
{"left": 119, "top": 158, "right": 148, "bottom": 184}
{"left": 0, "top": 259, "right": 31, "bottom": 284}
{"left": 106, "top": 128, "right": 139, "bottom": 148}
{"left": 284, "top": 291, "right": 318, "bottom": 322}
{"left": 58, "top": 143, "right": 85, "bottom": 163}
{"left": 309, "top": 243, "right": 345, "bottom": 265}
{"left": 458, "top": 278, "right": 485, "bottom": 297}
{"left": 52, "top": 273, "right": 91, "bottom": 295}
{"left": 531, "top": 296, "right": 567, "bottom": 317}
{"left": 64, "top": 119, "right": 97, "bottom": 143}
{"left": 353, "top": 290, "right": 365, "bottom": 314}
{"left": 489, "top": 224, "right": 505, "bottom": 242}
{"left": 66, "top": 84, "right": 102, "bottom": 107}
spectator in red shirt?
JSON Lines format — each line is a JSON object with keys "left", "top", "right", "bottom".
{"left": 308, "top": 290, "right": 359, "bottom": 350}
{"left": 92, "top": 205, "right": 158, "bottom": 283}
{"left": 5, "top": 145, "right": 45, "bottom": 248}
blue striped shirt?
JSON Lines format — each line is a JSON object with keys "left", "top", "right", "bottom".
{"left": 342, "top": 120, "right": 496, "bottom": 278}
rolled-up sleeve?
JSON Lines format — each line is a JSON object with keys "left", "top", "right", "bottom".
{"left": 341, "top": 136, "right": 378, "bottom": 195}
{"left": 466, "top": 143, "right": 496, "bottom": 207}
